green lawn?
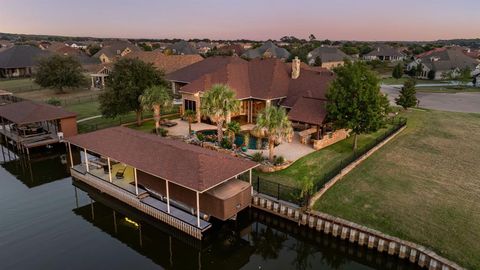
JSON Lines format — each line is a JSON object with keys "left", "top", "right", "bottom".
{"left": 253, "top": 123, "right": 395, "bottom": 189}
{"left": 314, "top": 110, "right": 480, "bottom": 269}
{"left": 0, "top": 78, "right": 42, "bottom": 93}
{"left": 381, "top": 77, "right": 444, "bottom": 85}
{"left": 416, "top": 86, "right": 480, "bottom": 93}
{"left": 64, "top": 101, "right": 101, "bottom": 120}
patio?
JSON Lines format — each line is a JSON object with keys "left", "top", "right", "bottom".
{"left": 161, "top": 118, "right": 217, "bottom": 137}
{"left": 246, "top": 132, "right": 316, "bottom": 162}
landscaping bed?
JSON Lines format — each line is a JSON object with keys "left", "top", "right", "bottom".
{"left": 314, "top": 109, "right": 480, "bottom": 269}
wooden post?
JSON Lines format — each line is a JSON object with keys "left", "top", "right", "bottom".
{"left": 84, "top": 148, "right": 89, "bottom": 172}
{"left": 196, "top": 191, "right": 200, "bottom": 228}
{"left": 107, "top": 157, "right": 112, "bottom": 182}
{"left": 134, "top": 168, "right": 138, "bottom": 196}
{"left": 68, "top": 142, "right": 73, "bottom": 168}
{"left": 166, "top": 180, "right": 171, "bottom": 213}
{"left": 249, "top": 169, "right": 253, "bottom": 195}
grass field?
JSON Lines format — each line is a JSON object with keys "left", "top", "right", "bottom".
{"left": 0, "top": 78, "right": 42, "bottom": 92}
{"left": 380, "top": 77, "right": 444, "bottom": 85}
{"left": 416, "top": 86, "right": 480, "bottom": 93}
{"left": 314, "top": 110, "right": 480, "bottom": 269}
{"left": 253, "top": 123, "right": 395, "bottom": 189}
{"left": 64, "top": 101, "right": 101, "bottom": 119}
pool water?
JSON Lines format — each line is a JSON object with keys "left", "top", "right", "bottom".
{"left": 197, "top": 129, "right": 268, "bottom": 150}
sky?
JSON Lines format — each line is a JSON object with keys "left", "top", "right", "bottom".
{"left": 0, "top": 0, "right": 479, "bottom": 41}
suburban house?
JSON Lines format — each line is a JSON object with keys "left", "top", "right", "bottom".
{"left": 307, "top": 46, "right": 352, "bottom": 69}
{"left": 363, "top": 44, "right": 406, "bottom": 62}
{"left": 93, "top": 40, "right": 139, "bottom": 63}
{"left": 195, "top": 41, "right": 215, "bottom": 54}
{"left": 217, "top": 43, "right": 246, "bottom": 56}
{"left": 0, "top": 45, "right": 52, "bottom": 78}
{"left": 407, "top": 47, "right": 480, "bottom": 79}
{"left": 166, "top": 56, "right": 343, "bottom": 149}
{"left": 65, "top": 41, "right": 88, "bottom": 49}
{"left": 0, "top": 100, "right": 77, "bottom": 153}
{"left": 167, "top": 40, "right": 199, "bottom": 55}
{"left": 67, "top": 126, "right": 257, "bottom": 239}
{"left": 242, "top": 41, "right": 291, "bottom": 60}
{"left": 125, "top": 51, "right": 204, "bottom": 74}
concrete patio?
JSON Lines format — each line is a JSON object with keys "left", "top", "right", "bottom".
{"left": 246, "top": 132, "right": 315, "bottom": 162}
{"left": 163, "top": 118, "right": 216, "bottom": 136}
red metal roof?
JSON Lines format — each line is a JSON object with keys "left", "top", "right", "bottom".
{"left": 0, "top": 100, "right": 76, "bottom": 125}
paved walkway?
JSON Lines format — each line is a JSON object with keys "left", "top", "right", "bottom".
{"left": 381, "top": 85, "right": 480, "bottom": 113}
{"left": 77, "top": 115, "right": 102, "bottom": 123}
{"left": 246, "top": 133, "right": 315, "bottom": 162}
{"left": 164, "top": 119, "right": 216, "bottom": 137}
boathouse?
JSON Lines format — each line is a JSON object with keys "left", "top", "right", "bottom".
{"left": 67, "top": 127, "right": 258, "bottom": 239}
{"left": 0, "top": 100, "right": 77, "bottom": 153}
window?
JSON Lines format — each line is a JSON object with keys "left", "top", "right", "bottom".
{"left": 184, "top": 100, "right": 196, "bottom": 112}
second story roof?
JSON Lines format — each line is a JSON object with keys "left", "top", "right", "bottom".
{"left": 242, "top": 41, "right": 291, "bottom": 60}
{"left": 125, "top": 51, "right": 204, "bottom": 74}
{"left": 0, "top": 45, "right": 52, "bottom": 69}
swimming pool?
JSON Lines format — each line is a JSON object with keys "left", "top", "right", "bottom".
{"left": 196, "top": 129, "right": 268, "bottom": 150}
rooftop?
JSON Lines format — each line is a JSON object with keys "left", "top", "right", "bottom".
{"left": 125, "top": 51, "right": 203, "bottom": 74}
{"left": 0, "top": 100, "right": 77, "bottom": 125}
{"left": 67, "top": 127, "right": 258, "bottom": 192}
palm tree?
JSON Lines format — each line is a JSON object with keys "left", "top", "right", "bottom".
{"left": 200, "top": 84, "right": 240, "bottom": 144}
{"left": 254, "top": 106, "right": 293, "bottom": 161}
{"left": 183, "top": 109, "right": 196, "bottom": 135}
{"left": 139, "top": 85, "right": 172, "bottom": 132}
{"left": 225, "top": 121, "right": 241, "bottom": 147}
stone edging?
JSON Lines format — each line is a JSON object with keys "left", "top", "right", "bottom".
{"left": 252, "top": 194, "right": 465, "bottom": 270}
{"left": 309, "top": 125, "right": 407, "bottom": 207}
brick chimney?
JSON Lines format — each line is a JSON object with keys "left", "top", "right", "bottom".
{"left": 291, "top": 56, "right": 300, "bottom": 79}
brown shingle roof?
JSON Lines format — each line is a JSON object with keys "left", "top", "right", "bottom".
{"left": 288, "top": 97, "right": 327, "bottom": 125}
{"left": 125, "top": 51, "right": 203, "bottom": 74}
{"left": 67, "top": 127, "right": 257, "bottom": 192}
{"left": 0, "top": 100, "right": 76, "bottom": 125}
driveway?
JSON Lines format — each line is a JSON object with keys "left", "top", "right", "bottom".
{"left": 381, "top": 85, "right": 480, "bottom": 113}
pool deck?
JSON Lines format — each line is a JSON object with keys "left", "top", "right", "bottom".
{"left": 163, "top": 119, "right": 217, "bottom": 137}
{"left": 246, "top": 132, "right": 315, "bottom": 162}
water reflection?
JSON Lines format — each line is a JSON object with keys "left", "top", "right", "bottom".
{"left": 72, "top": 180, "right": 421, "bottom": 270}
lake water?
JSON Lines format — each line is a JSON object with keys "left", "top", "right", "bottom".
{"left": 0, "top": 146, "right": 421, "bottom": 270}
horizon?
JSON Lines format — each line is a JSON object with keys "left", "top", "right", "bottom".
{"left": 1, "top": 0, "right": 479, "bottom": 41}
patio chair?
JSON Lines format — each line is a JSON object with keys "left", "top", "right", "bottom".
{"left": 115, "top": 166, "right": 127, "bottom": 179}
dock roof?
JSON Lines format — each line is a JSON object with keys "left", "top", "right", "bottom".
{"left": 67, "top": 127, "right": 257, "bottom": 193}
{"left": 0, "top": 100, "right": 76, "bottom": 125}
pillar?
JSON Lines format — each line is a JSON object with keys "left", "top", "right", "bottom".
{"left": 107, "top": 157, "right": 112, "bottom": 182}
{"left": 249, "top": 169, "right": 253, "bottom": 195}
{"left": 84, "top": 148, "right": 89, "bottom": 172}
{"left": 196, "top": 191, "right": 200, "bottom": 228}
{"left": 101, "top": 76, "right": 105, "bottom": 88}
{"left": 68, "top": 142, "right": 73, "bottom": 168}
{"left": 166, "top": 181, "right": 170, "bottom": 213}
{"left": 91, "top": 76, "right": 94, "bottom": 88}
{"left": 134, "top": 168, "right": 138, "bottom": 196}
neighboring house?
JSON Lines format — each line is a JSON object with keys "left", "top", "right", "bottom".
{"left": 93, "top": 40, "right": 139, "bottom": 63}
{"left": 65, "top": 41, "right": 88, "bottom": 49}
{"left": 242, "top": 41, "right": 291, "bottom": 60}
{"left": 125, "top": 51, "right": 203, "bottom": 74}
{"left": 0, "top": 45, "right": 52, "bottom": 78}
{"left": 306, "top": 46, "right": 352, "bottom": 69}
{"left": 473, "top": 69, "right": 480, "bottom": 87}
{"left": 166, "top": 56, "right": 335, "bottom": 143}
{"left": 363, "top": 44, "right": 406, "bottom": 61}
{"left": 407, "top": 47, "right": 480, "bottom": 80}
{"left": 167, "top": 40, "right": 199, "bottom": 55}
{"left": 216, "top": 43, "right": 245, "bottom": 56}
{"left": 195, "top": 41, "right": 215, "bottom": 54}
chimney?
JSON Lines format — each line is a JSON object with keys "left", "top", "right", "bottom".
{"left": 291, "top": 56, "right": 300, "bottom": 79}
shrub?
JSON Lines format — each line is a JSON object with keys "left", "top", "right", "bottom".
{"left": 274, "top": 156, "right": 285, "bottom": 165}
{"left": 220, "top": 138, "right": 232, "bottom": 149}
{"left": 46, "top": 97, "right": 62, "bottom": 106}
{"left": 152, "top": 128, "right": 168, "bottom": 137}
{"left": 197, "top": 133, "right": 205, "bottom": 141}
{"left": 251, "top": 152, "right": 264, "bottom": 162}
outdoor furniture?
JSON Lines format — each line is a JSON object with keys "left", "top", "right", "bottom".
{"left": 160, "top": 120, "right": 178, "bottom": 127}
{"left": 116, "top": 166, "right": 127, "bottom": 179}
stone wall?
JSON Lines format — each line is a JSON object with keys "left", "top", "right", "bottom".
{"left": 252, "top": 193, "right": 464, "bottom": 270}
{"left": 312, "top": 129, "right": 350, "bottom": 150}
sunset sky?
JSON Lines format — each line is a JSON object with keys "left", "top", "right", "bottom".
{"left": 1, "top": 0, "right": 479, "bottom": 41}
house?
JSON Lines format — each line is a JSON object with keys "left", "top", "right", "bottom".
{"left": 0, "top": 45, "right": 52, "bottom": 78}
{"left": 195, "top": 41, "right": 215, "bottom": 54}
{"left": 65, "top": 41, "right": 88, "bottom": 49}
{"left": 363, "top": 44, "right": 406, "bottom": 62}
{"left": 307, "top": 46, "right": 352, "bottom": 69}
{"left": 67, "top": 126, "right": 258, "bottom": 238}
{"left": 166, "top": 40, "right": 199, "bottom": 55}
{"left": 167, "top": 56, "right": 341, "bottom": 148}
{"left": 124, "top": 51, "right": 203, "bottom": 74}
{"left": 93, "top": 40, "right": 139, "bottom": 63}
{"left": 407, "top": 47, "right": 480, "bottom": 80}
{"left": 216, "top": 43, "right": 246, "bottom": 56}
{"left": 242, "top": 41, "right": 291, "bottom": 60}
{"left": 0, "top": 100, "right": 77, "bottom": 153}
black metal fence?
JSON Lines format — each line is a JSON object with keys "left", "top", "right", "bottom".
{"left": 253, "top": 176, "right": 306, "bottom": 206}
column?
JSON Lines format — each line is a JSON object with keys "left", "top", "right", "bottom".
{"left": 265, "top": 99, "right": 271, "bottom": 108}
{"left": 249, "top": 169, "right": 253, "bottom": 195}
{"left": 107, "top": 157, "right": 112, "bottom": 182}
{"left": 134, "top": 168, "right": 138, "bottom": 196}
{"left": 166, "top": 181, "right": 171, "bottom": 213}
{"left": 84, "top": 148, "right": 89, "bottom": 172}
{"left": 91, "top": 76, "right": 94, "bottom": 88}
{"left": 196, "top": 192, "right": 200, "bottom": 228}
{"left": 68, "top": 142, "right": 73, "bottom": 168}
{"left": 101, "top": 76, "right": 105, "bottom": 88}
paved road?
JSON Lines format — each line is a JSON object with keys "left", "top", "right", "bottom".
{"left": 381, "top": 85, "right": 480, "bottom": 113}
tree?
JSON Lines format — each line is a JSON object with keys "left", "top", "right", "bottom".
{"left": 308, "top": 34, "right": 316, "bottom": 41}
{"left": 392, "top": 63, "right": 403, "bottom": 79}
{"left": 254, "top": 106, "right": 293, "bottom": 161}
{"left": 458, "top": 66, "right": 472, "bottom": 84}
{"left": 326, "top": 60, "right": 390, "bottom": 150}
{"left": 416, "top": 63, "right": 424, "bottom": 78}
{"left": 225, "top": 121, "right": 241, "bottom": 146}
{"left": 139, "top": 85, "right": 172, "bottom": 133}
{"left": 183, "top": 109, "right": 196, "bottom": 135}
{"left": 314, "top": 56, "right": 322, "bottom": 67}
{"left": 427, "top": 70, "right": 436, "bottom": 80}
{"left": 99, "top": 58, "right": 166, "bottom": 126}
{"left": 200, "top": 84, "right": 240, "bottom": 144}
{"left": 395, "top": 78, "right": 417, "bottom": 109}
{"left": 86, "top": 44, "right": 101, "bottom": 56}
{"left": 35, "top": 55, "right": 87, "bottom": 94}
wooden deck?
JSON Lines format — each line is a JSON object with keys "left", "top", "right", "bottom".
{"left": 71, "top": 165, "right": 211, "bottom": 239}
{"left": 0, "top": 128, "right": 59, "bottom": 150}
